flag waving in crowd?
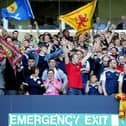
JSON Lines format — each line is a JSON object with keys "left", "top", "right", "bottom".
{"left": 0, "top": 35, "right": 22, "bottom": 67}
{"left": 59, "top": 0, "right": 97, "bottom": 34}
{"left": 1, "top": 0, "right": 34, "bottom": 21}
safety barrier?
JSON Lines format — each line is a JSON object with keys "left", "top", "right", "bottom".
{"left": 0, "top": 96, "right": 119, "bottom": 126}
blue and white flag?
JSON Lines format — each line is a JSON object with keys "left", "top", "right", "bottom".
{"left": 1, "top": 0, "right": 34, "bottom": 21}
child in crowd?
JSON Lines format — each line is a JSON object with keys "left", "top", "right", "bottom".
{"left": 85, "top": 74, "right": 102, "bottom": 95}
{"left": 23, "top": 67, "right": 45, "bottom": 95}
{"left": 43, "top": 69, "right": 62, "bottom": 95}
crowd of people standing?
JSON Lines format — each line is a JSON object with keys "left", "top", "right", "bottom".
{"left": 0, "top": 16, "right": 126, "bottom": 95}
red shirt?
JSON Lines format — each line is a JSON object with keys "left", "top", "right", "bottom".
{"left": 117, "top": 64, "right": 124, "bottom": 72}
{"left": 65, "top": 62, "right": 83, "bottom": 89}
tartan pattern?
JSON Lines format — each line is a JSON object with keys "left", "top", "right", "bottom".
{"left": 0, "top": 35, "right": 22, "bottom": 67}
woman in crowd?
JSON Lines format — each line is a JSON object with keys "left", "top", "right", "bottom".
{"left": 43, "top": 69, "right": 62, "bottom": 95}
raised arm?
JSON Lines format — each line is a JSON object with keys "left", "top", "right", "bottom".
{"left": 85, "top": 81, "right": 90, "bottom": 94}
{"left": 97, "top": 82, "right": 103, "bottom": 94}
{"left": 62, "top": 38, "right": 70, "bottom": 64}
{"left": 34, "top": 21, "right": 40, "bottom": 37}
{"left": 103, "top": 20, "right": 111, "bottom": 32}
{"left": 1, "top": 26, "right": 8, "bottom": 38}
{"left": 44, "top": 48, "right": 64, "bottom": 61}
{"left": 104, "top": 24, "right": 116, "bottom": 44}
{"left": 63, "top": 46, "right": 69, "bottom": 64}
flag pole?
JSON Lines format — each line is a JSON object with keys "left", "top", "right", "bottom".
{"left": 59, "top": 0, "right": 66, "bottom": 34}
{"left": 3, "top": 17, "right": 8, "bottom": 30}
{"left": 109, "top": 0, "right": 112, "bottom": 21}
{"left": 58, "top": 0, "right": 60, "bottom": 17}
{"left": 58, "top": 0, "right": 62, "bottom": 34}
{"left": 3, "top": 0, "right": 9, "bottom": 29}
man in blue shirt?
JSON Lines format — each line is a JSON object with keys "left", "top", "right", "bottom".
{"left": 101, "top": 59, "right": 120, "bottom": 96}
{"left": 30, "top": 42, "right": 64, "bottom": 77}
{"left": 94, "top": 17, "right": 106, "bottom": 30}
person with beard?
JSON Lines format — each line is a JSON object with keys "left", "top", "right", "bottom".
{"left": 99, "top": 56, "right": 111, "bottom": 78}
{"left": 15, "top": 56, "right": 36, "bottom": 94}
{"left": 110, "top": 47, "right": 118, "bottom": 59}
{"left": 11, "top": 30, "right": 21, "bottom": 46}
{"left": 101, "top": 59, "right": 120, "bottom": 96}
{"left": 23, "top": 56, "right": 35, "bottom": 78}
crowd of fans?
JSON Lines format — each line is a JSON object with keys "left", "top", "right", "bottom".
{"left": 0, "top": 16, "right": 126, "bottom": 95}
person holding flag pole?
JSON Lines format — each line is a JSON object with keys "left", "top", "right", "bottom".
{"left": 0, "top": 33, "right": 22, "bottom": 95}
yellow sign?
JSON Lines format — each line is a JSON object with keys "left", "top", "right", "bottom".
{"left": 115, "top": 93, "right": 126, "bottom": 119}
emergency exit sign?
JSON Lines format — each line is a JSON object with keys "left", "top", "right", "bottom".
{"left": 9, "top": 113, "right": 126, "bottom": 126}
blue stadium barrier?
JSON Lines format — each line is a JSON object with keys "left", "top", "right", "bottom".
{"left": 0, "top": 96, "right": 119, "bottom": 126}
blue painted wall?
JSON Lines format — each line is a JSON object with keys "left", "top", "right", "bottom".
{"left": 0, "top": 96, "right": 119, "bottom": 126}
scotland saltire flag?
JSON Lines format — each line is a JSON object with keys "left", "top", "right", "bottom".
{"left": 1, "top": 0, "right": 34, "bottom": 21}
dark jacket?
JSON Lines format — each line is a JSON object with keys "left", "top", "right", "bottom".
{"left": 4, "top": 58, "right": 17, "bottom": 90}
